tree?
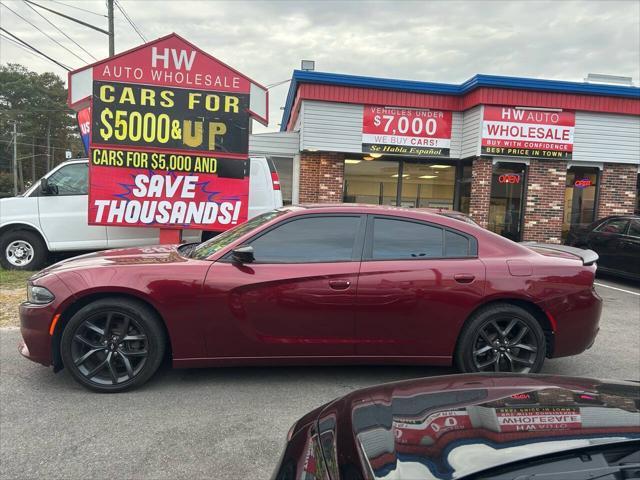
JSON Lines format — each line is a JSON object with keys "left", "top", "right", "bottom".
{"left": 0, "top": 63, "right": 83, "bottom": 194}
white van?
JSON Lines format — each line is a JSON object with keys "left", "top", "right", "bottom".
{"left": 0, "top": 157, "right": 282, "bottom": 270}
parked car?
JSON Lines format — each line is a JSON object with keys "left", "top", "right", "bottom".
{"left": 566, "top": 215, "right": 640, "bottom": 281}
{"left": 0, "top": 156, "right": 283, "bottom": 270}
{"left": 272, "top": 373, "right": 640, "bottom": 480}
{"left": 19, "top": 204, "right": 602, "bottom": 392}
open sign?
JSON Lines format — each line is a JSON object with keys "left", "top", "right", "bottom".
{"left": 574, "top": 178, "right": 592, "bottom": 188}
{"left": 498, "top": 173, "right": 521, "bottom": 184}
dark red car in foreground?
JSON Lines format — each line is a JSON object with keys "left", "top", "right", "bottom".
{"left": 19, "top": 205, "right": 602, "bottom": 392}
{"left": 272, "top": 374, "right": 640, "bottom": 480}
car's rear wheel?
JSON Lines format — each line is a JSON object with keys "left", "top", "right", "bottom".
{"left": 60, "top": 298, "right": 166, "bottom": 392}
{"left": 455, "top": 304, "right": 546, "bottom": 374}
{"left": 0, "top": 230, "right": 47, "bottom": 270}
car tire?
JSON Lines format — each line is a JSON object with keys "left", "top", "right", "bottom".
{"left": 0, "top": 229, "right": 48, "bottom": 271}
{"left": 60, "top": 298, "right": 166, "bottom": 393}
{"left": 455, "top": 303, "right": 546, "bottom": 374}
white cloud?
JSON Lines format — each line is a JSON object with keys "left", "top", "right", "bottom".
{"left": 1, "top": 0, "right": 638, "bottom": 132}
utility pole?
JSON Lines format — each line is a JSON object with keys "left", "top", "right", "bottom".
{"left": 12, "top": 121, "right": 18, "bottom": 196}
{"left": 107, "top": 0, "right": 114, "bottom": 56}
{"left": 46, "top": 119, "right": 51, "bottom": 171}
{"left": 31, "top": 136, "right": 36, "bottom": 183}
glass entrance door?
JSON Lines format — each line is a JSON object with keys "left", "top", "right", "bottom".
{"left": 563, "top": 167, "right": 599, "bottom": 240}
{"left": 488, "top": 163, "right": 527, "bottom": 241}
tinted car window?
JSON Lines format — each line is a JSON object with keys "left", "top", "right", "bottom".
{"left": 628, "top": 220, "right": 640, "bottom": 238}
{"left": 190, "top": 209, "right": 288, "bottom": 260}
{"left": 46, "top": 163, "right": 88, "bottom": 195}
{"left": 445, "top": 230, "right": 470, "bottom": 257}
{"left": 250, "top": 216, "right": 361, "bottom": 263}
{"left": 596, "top": 218, "right": 629, "bottom": 234}
{"left": 372, "top": 218, "right": 443, "bottom": 259}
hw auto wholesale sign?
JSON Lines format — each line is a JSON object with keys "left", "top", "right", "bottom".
{"left": 67, "top": 34, "right": 268, "bottom": 231}
{"left": 362, "top": 106, "right": 453, "bottom": 157}
{"left": 482, "top": 106, "right": 575, "bottom": 159}
{"left": 496, "top": 407, "right": 582, "bottom": 433}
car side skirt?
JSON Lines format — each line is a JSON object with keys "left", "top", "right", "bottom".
{"left": 172, "top": 355, "right": 453, "bottom": 369}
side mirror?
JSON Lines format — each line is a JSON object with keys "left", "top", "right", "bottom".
{"left": 40, "top": 178, "right": 58, "bottom": 195}
{"left": 231, "top": 245, "right": 255, "bottom": 264}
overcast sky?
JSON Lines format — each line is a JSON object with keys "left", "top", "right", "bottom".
{"left": 1, "top": 0, "right": 639, "bottom": 132}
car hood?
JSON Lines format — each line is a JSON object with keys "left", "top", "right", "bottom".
{"left": 316, "top": 374, "right": 640, "bottom": 480}
{"left": 31, "top": 244, "right": 188, "bottom": 279}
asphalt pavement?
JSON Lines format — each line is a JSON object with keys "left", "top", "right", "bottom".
{"left": 1, "top": 278, "right": 639, "bottom": 480}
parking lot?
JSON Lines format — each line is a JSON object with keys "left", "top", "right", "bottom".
{"left": 1, "top": 276, "right": 639, "bottom": 480}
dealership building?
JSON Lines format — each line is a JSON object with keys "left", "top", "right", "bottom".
{"left": 250, "top": 71, "right": 640, "bottom": 243}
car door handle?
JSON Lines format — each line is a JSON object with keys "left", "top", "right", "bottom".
{"left": 328, "top": 280, "right": 351, "bottom": 290}
{"left": 454, "top": 274, "right": 475, "bottom": 284}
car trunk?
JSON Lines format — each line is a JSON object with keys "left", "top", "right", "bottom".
{"left": 520, "top": 242, "right": 599, "bottom": 266}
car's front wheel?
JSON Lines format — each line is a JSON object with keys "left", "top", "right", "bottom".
{"left": 60, "top": 298, "right": 166, "bottom": 392}
{"left": 455, "top": 304, "right": 546, "bottom": 374}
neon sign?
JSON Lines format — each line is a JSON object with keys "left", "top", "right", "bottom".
{"left": 574, "top": 178, "right": 592, "bottom": 188}
{"left": 498, "top": 174, "right": 521, "bottom": 184}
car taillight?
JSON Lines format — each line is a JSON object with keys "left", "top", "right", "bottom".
{"left": 271, "top": 172, "right": 281, "bottom": 190}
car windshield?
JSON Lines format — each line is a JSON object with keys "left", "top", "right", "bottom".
{"left": 471, "top": 440, "right": 640, "bottom": 480}
{"left": 190, "top": 209, "right": 288, "bottom": 260}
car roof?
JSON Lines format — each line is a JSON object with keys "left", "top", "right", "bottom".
{"left": 283, "top": 203, "right": 474, "bottom": 223}
{"left": 594, "top": 215, "right": 640, "bottom": 224}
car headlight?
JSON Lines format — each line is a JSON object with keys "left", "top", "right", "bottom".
{"left": 27, "top": 284, "right": 55, "bottom": 304}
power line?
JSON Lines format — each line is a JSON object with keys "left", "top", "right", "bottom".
{"left": 266, "top": 79, "right": 291, "bottom": 89}
{"left": 0, "top": 32, "right": 50, "bottom": 63}
{"left": 114, "top": 0, "right": 146, "bottom": 43}
{"left": 0, "top": 1, "right": 85, "bottom": 65}
{"left": 50, "top": 0, "right": 106, "bottom": 18}
{"left": 0, "top": 107, "right": 74, "bottom": 112}
{"left": 0, "top": 139, "right": 76, "bottom": 150}
{"left": 23, "top": 0, "right": 98, "bottom": 61}
{"left": 0, "top": 27, "right": 71, "bottom": 70}
{"left": 24, "top": 0, "right": 109, "bottom": 35}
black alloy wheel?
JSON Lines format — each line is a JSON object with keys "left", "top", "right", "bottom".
{"left": 456, "top": 304, "right": 546, "bottom": 374}
{"left": 471, "top": 317, "right": 539, "bottom": 372}
{"left": 71, "top": 312, "right": 148, "bottom": 385}
{"left": 61, "top": 298, "right": 165, "bottom": 392}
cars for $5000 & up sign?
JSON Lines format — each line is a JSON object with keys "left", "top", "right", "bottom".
{"left": 67, "top": 33, "right": 268, "bottom": 231}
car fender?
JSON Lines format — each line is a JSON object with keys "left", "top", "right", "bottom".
{"left": 0, "top": 220, "right": 51, "bottom": 250}
{"left": 45, "top": 264, "right": 210, "bottom": 360}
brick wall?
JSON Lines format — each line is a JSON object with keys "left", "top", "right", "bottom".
{"left": 522, "top": 159, "right": 567, "bottom": 244}
{"left": 597, "top": 163, "right": 638, "bottom": 217}
{"left": 469, "top": 157, "right": 492, "bottom": 228}
{"left": 299, "top": 152, "right": 345, "bottom": 203}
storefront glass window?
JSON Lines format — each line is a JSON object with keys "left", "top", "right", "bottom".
{"left": 344, "top": 158, "right": 459, "bottom": 209}
{"left": 563, "top": 166, "right": 599, "bottom": 240}
{"left": 488, "top": 162, "right": 527, "bottom": 241}
{"left": 458, "top": 165, "right": 473, "bottom": 214}
{"left": 636, "top": 173, "right": 640, "bottom": 215}
{"left": 344, "top": 159, "right": 399, "bottom": 205}
{"left": 400, "top": 162, "right": 455, "bottom": 209}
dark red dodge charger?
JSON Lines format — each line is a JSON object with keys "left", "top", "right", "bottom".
{"left": 19, "top": 205, "right": 602, "bottom": 392}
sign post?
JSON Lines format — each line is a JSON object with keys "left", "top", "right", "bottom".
{"left": 67, "top": 33, "right": 268, "bottom": 243}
